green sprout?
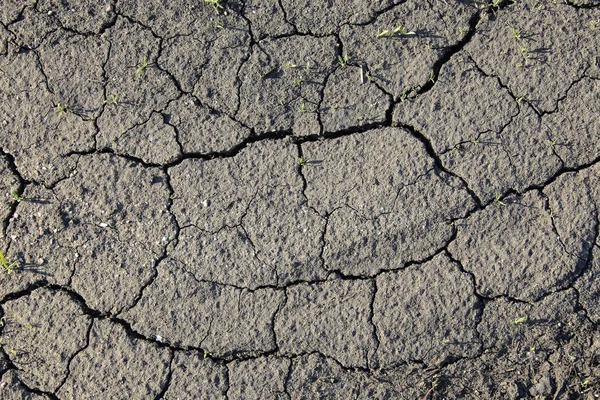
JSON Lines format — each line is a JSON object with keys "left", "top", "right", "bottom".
{"left": 11, "top": 192, "right": 23, "bottom": 203}
{"left": 513, "top": 316, "right": 527, "bottom": 324}
{"left": 298, "top": 102, "right": 306, "bottom": 113}
{"left": 54, "top": 103, "right": 68, "bottom": 114}
{"left": 393, "top": 24, "right": 416, "bottom": 36}
{"left": 293, "top": 78, "right": 303, "bottom": 85}
{"left": 511, "top": 27, "right": 522, "bottom": 41}
{"left": 338, "top": 54, "right": 350, "bottom": 67}
{"left": 283, "top": 62, "right": 298, "bottom": 69}
{"left": 378, "top": 23, "right": 416, "bottom": 37}
{"left": 366, "top": 71, "right": 374, "bottom": 82}
{"left": 0, "top": 250, "right": 19, "bottom": 275}
{"left": 429, "top": 70, "right": 435, "bottom": 83}
{"left": 205, "top": 0, "right": 224, "bottom": 9}
{"left": 494, "top": 193, "right": 506, "bottom": 206}
{"left": 211, "top": 20, "right": 224, "bottom": 29}
{"left": 136, "top": 56, "right": 149, "bottom": 74}
{"left": 103, "top": 95, "right": 119, "bottom": 105}
{"left": 516, "top": 45, "right": 530, "bottom": 67}
{"left": 298, "top": 157, "right": 307, "bottom": 165}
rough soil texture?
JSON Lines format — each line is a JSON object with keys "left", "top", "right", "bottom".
{"left": 0, "top": 0, "right": 599, "bottom": 399}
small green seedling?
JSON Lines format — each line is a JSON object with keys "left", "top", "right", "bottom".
{"left": 283, "top": 62, "right": 298, "bottom": 69}
{"left": 366, "top": 71, "right": 374, "bottom": 82}
{"left": 293, "top": 78, "right": 303, "bottom": 85}
{"left": 429, "top": 70, "right": 435, "bottom": 83}
{"left": 54, "top": 103, "right": 68, "bottom": 114}
{"left": 205, "top": 0, "right": 224, "bottom": 9}
{"left": 516, "top": 96, "right": 524, "bottom": 104}
{"left": 392, "top": 23, "right": 416, "bottom": 36}
{"left": 211, "top": 20, "right": 223, "bottom": 29}
{"left": 516, "top": 45, "right": 530, "bottom": 67}
{"left": 338, "top": 54, "right": 350, "bottom": 67}
{"left": 11, "top": 192, "right": 23, "bottom": 203}
{"left": 203, "top": 350, "right": 210, "bottom": 358}
{"left": 581, "top": 378, "right": 591, "bottom": 387}
{"left": 494, "top": 193, "right": 506, "bottom": 206}
{"left": 377, "top": 23, "right": 416, "bottom": 37}
{"left": 0, "top": 250, "right": 19, "bottom": 275}
{"left": 298, "top": 157, "right": 307, "bottom": 165}
{"left": 458, "top": 26, "right": 468, "bottom": 35}
{"left": 136, "top": 56, "right": 149, "bottom": 74}
{"left": 511, "top": 28, "right": 522, "bottom": 41}
{"left": 103, "top": 95, "right": 119, "bottom": 105}
{"left": 513, "top": 316, "right": 527, "bottom": 324}
{"left": 298, "top": 102, "right": 306, "bottom": 112}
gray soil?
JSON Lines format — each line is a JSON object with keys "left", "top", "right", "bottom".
{"left": 1, "top": 0, "right": 599, "bottom": 399}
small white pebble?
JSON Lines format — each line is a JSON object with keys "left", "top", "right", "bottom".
{"left": 37, "top": 258, "right": 44, "bottom": 264}
{"left": 156, "top": 335, "right": 163, "bottom": 342}
{"left": 99, "top": 223, "right": 108, "bottom": 228}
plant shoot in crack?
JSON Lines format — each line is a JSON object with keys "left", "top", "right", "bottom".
{"left": 54, "top": 103, "right": 68, "bottom": 115}
{"left": 338, "top": 54, "right": 350, "bottom": 67}
{"left": 103, "top": 95, "right": 119, "bottom": 105}
{"left": 494, "top": 193, "right": 506, "bottom": 206}
{"left": 11, "top": 191, "right": 23, "bottom": 203}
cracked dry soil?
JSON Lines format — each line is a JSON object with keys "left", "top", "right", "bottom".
{"left": 0, "top": 0, "right": 599, "bottom": 399}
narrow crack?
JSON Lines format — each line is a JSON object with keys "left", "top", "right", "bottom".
{"left": 367, "top": 278, "right": 380, "bottom": 370}
{"left": 153, "top": 349, "right": 175, "bottom": 400}
{"left": 53, "top": 317, "right": 94, "bottom": 395}
{"left": 397, "top": 123, "right": 483, "bottom": 207}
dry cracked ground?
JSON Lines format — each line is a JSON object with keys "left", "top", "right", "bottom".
{"left": 0, "top": 0, "right": 600, "bottom": 399}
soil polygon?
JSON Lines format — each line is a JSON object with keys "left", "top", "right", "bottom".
{"left": 274, "top": 278, "right": 376, "bottom": 369}
{"left": 302, "top": 127, "right": 475, "bottom": 275}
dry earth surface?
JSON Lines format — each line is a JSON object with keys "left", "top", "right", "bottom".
{"left": 1, "top": 0, "right": 600, "bottom": 398}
